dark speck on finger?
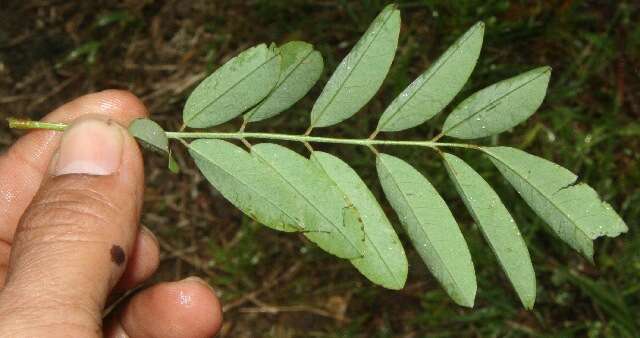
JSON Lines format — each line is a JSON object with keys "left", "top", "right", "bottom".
{"left": 110, "top": 245, "right": 126, "bottom": 266}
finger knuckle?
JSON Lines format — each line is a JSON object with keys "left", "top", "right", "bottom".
{"left": 18, "top": 184, "right": 121, "bottom": 244}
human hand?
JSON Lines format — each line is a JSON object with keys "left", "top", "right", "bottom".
{"left": 0, "top": 90, "right": 222, "bottom": 337}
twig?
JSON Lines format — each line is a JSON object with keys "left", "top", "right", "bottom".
{"left": 26, "top": 75, "right": 78, "bottom": 110}
{"left": 158, "top": 238, "right": 217, "bottom": 279}
{"left": 222, "top": 262, "right": 302, "bottom": 312}
{"left": 238, "top": 304, "right": 346, "bottom": 321}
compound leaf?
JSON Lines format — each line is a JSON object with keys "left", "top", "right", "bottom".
{"left": 189, "top": 139, "right": 305, "bottom": 232}
{"left": 483, "top": 147, "right": 628, "bottom": 259}
{"left": 252, "top": 143, "right": 365, "bottom": 259}
{"left": 128, "top": 118, "right": 168, "bottom": 154}
{"left": 376, "top": 22, "right": 484, "bottom": 133}
{"left": 312, "top": 151, "right": 408, "bottom": 290}
{"left": 377, "top": 153, "right": 476, "bottom": 306}
{"left": 443, "top": 153, "right": 535, "bottom": 309}
{"left": 442, "top": 67, "right": 551, "bottom": 139}
{"left": 245, "top": 41, "right": 324, "bottom": 123}
{"left": 309, "top": 4, "right": 400, "bottom": 128}
{"left": 183, "top": 44, "right": 281, "bottom": 128}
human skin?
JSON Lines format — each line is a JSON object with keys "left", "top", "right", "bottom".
{"left": 0, "top": 90, "right": 222, "bottom": 337}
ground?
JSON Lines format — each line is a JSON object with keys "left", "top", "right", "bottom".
{"left": 1, "top": 1, "right": 639, "bottom": 337}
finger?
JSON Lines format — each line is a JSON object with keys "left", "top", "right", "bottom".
{"left": 113, "top": 226, "right": 160, "bottom": 292}
{"left": 0, "top": 117, "right": 144, "bottom": 336}
{"left": 104, "top": 278, "right": 223, "bottom": 338}
{"left": 0, "top": 91, "right": 151, "bottom": 290}
{"left": 0, "top": 90, "right": 148, "bottom": 243}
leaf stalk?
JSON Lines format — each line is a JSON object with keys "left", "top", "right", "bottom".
{"left": 7, "top": 118, "right": 67, "bottom": 131}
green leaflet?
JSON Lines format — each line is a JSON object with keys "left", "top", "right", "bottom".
{"left": 376, "top": 22, "right": 484, "bottom": 133}
{"left": 443, "top": 153, "right": 535, "bottom": 309}
{"left": 128, "top": 118, "right": 168, "bottom": 154}
{"left": 377, "top": 153, "right": 476, "bottom": 307}
{"left": 183, "top": 44, "right": 281, "bottom": 128}
{"left": 442, "top": 67, "right": 551, "bottom": 139}
{"left": 309, "top": 4, "right": 400, "bottom": 128}
{"left": 167, "top": 150, "right": 180, "bottom": 174}
{"left": 483, "top": 147, "right": 628, "bottom": 259}
{"left": 129, "top": 118, "right": 180, "bottom": 173}
{"left": 251, "top": 143, "right": 365, "bottom": 259}
{"left": 245, "top": 41, "right": 324, "bottom": 123}
{"left": 312, "top": 151, "right": 408, "bottom": 290}
{"left": 189, "top": 139, "right": 304, "bottom": 233}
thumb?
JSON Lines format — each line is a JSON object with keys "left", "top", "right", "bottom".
{"left": 0, "top": 117, "right": 144, "bottom": 335}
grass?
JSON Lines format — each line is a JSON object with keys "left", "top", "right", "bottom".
{"left": 1, "top": 1, "right": 639, "bottom": 337}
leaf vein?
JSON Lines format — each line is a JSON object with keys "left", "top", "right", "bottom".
{"left": 310, "top": 9, "right": 396, "bottom": 127}
{"left": 380, "top": 159, "right": 463, "bottom": 294}
{"left": 484, "top": 148, "right": 592, "bottom": 240}
{"left": 253, "top": 150, "right": 360, "bottom": 251}
{"left": 190, "top": 146, "right": 301, "bottom": 230}
{"left": 186, "top": 53, "right": 280, "bottom": 125}
{"left": 378, "top": 23, "right": 481, "bottom": 131}
{"left": 246, "top": 48, "right": 315, "bottom": 121}
{"left": 444, "top": 69, "right": 550, "bottom": 135}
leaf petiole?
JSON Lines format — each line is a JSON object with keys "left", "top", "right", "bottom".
{"left": 7, "top": 118, "right": 67, "bottom": 131}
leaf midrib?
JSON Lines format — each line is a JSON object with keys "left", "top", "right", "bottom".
{"left": 483, "top": 148, "right": 592, "bottom": 242}
{"left": 378, "top": 23, "right": 481, "bottom": 131}
{"left": 252, "top": 149, "right": 360, "bottom": 253}
{"left": 358, "top": 211, "right": 404, "bottom": 286}
{"left": 190, "top": 146, "right": 300, "bottom": 231}
{"left": 444, "top": 157, "right": 532, "bottom": 294}
{"left": 380, "top": 157, "right": 466, "bottom": 299}
{"left": 186, "top": 52, "right": 279, "bottom": 125}
{"left": 310, "top": 8, "right": 395, "bottom": 127}
{"left": 246, "top": 48, "right": 315, "bottom": 121}
{"left": 313, "top": 155, "right": 402, "bottom": 286}
{"left": 443, "top": 68, "right": 549, "bottom": 135}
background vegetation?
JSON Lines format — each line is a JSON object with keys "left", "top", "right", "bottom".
{"left": 1, "top": 1, "right": 638, "bottom": 337}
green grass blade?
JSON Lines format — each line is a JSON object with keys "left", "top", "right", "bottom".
{"left": 377, "top": 153, "right": 476, "bottom": 306}
{"left": 442, "top": 67, "right": 551, "bottom": 139}
{"left": 183, "top": 44, "right": 281, "bottom": 128}
{"left": 252, "top": 143, "right": 365, "bottom": 259}
{"left": 443, "top": 153, "right": 535, "bottom": 308}
{"left": 483, "top": 147, "right": 628, "bottom": 259}
{"left": 309, "top": 4, "right": 400, "bottom": 129}
{"left": 245, "top": 41, "right": 324, "bottom": 123}
{"left": 312, "top": 151, "right": 407, "bottom": 290}
{"left": 189, "top": 139, "right": 305, "bottom": 232}
{"left": 565, "top": 271, "right": 638, "bottom": 336}
{"left": 377, "top": 22, "right": 484, "bottom": 133}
